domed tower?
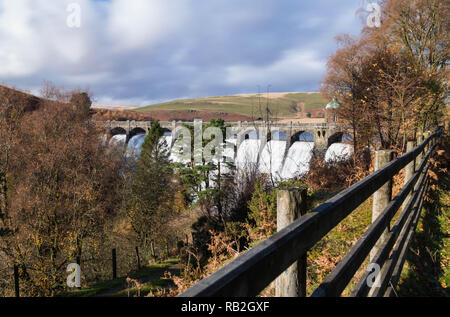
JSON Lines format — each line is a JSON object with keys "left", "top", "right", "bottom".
{"left": 325, "top": 99, "right": 340, "bottom": 123}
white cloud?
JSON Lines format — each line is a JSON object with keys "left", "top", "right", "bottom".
{"left": 0, "top": 1, "right": 44, "bottom": 76}
{"left": 106, "top": 0, "right": 188, "bottom": 52}
{"left": 225, "top": 49, "right": 326, "bottom": 86}
{"left": 0, "top": 0, "right": 363, "bottom": 104}
{"left": 95, "top": 95, "right": 159, "bottom": 107}
{"left": 0, "top": 0, "right": 98, "bottom": 76}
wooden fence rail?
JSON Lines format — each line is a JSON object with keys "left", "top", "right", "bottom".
{"left": 179, "top": 127, "right": 443, "bottom": 297}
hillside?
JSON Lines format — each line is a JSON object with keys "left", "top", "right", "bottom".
{"left": 0, "top": 85, "right": 45, "bottom": 113}
{"left": 0, "top": 86, "right": 330, "bottom": 123}
{"left": 135, "top": 92, "right": 328, "bottom": 121}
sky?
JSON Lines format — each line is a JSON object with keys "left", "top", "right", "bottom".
{"left": 0, "top": 0, "right": 370, "bottom": 106}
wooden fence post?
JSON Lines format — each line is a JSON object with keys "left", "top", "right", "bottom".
{"left": 403, "top": 141, "right": 415, "bottom": 212}
{"left": 370, "top": 150, "right": 393, "bottom": 262}
{"left": 112, "top": 248, "right": 117, "bottom": 279}
{"left": 275, "top": 188, "right": 308, "bottom": 297}
{"left": 415, "top": 134, "right": 424, "bottom": 171}
{"left": 14, "top": 265, "right": 19, "bottom": 297}
{"left": 150, "top": 241, "right": 156, "bottom": 260}
{"left": 136, "top": 246, "right": 141, "bottom": 270}
{"left": 75, "top": 256, "right": 82, "bottom": 290}
{"left": 430, "top": 131, "right": 436, "bottom": 147}
{"left": 423, "top": 131, "right": 431, "bottom": 153}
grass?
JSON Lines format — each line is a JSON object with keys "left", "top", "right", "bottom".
{"left": 304, "top": 139, "right": 449, "bottom": 297}
{"left": 306, "top": 194, "right": 373, "bottom": 296}
{"left": 135, "top": 93, "right": 327, "bottom": 118}
{"left": 115, "top": 274, "right": 177, "bottom": 297}
{"left": 257, "top": 191, "right": 373, "bottom": 297}
{"left": 395, "top": 143, "right": 449, "bottom": 296}
{"left": 303, "top": 139, "right": 450, "bottom": 297}
{"left": 62, "top": 258, "right": 179, "bottom": 297}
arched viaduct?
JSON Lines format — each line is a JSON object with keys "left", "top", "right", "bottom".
{"left": 99, "top": 120, "right": 349, "bottom": 152}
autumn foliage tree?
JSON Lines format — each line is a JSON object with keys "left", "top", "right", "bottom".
{"left": 0, "top": 86, "right": 30, "bottom": 238}
{"left": 321, "top": 35, "right": 373, "bottom": 152}
{"left": 321, "top": 0, "right": 448, "bottom": 152}
{"left": 0, "top": 86, "right": 122, "bottom": 296}
{"left": 375, "top": 0, "right": 449, "bottom": 134}
{"left": 70, "top": 92, "right": 92, "bottom": 116}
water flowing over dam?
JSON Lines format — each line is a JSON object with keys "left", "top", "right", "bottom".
{"left": 280, "top": 141, "right": 314, "bottom": 180}
{"left": 125, "top": 134, "right": 146, "bottom": 158}
{"left": 235, "top": 139, "right": 262, "bottom": 171}
{"left": 258, "top": 140, "right": 287, "bottom": 181}
{"left": 101, "top": 120, "right": 354, "bottom": 181}
{"left": 324, "top": 143, "right": 353, "bottom": 163}
{"left": 109, "top": 134, "right": 127, "bottom": 148}
{"left": 117, "top": 132, "right": 353, "bottom": 181}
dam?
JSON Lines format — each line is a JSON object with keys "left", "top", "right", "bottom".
{"left": 101, "top": 120, "right": 353, "bottom": 180}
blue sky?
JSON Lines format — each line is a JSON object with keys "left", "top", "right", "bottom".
{"left": 0, "top": 0, "right": 370, "bottom": 106}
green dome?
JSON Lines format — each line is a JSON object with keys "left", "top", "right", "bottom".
{"left": 325, "top": 99, "right": 340, "bottom": 110}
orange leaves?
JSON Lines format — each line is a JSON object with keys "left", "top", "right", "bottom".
{"left": 428, "top": 170, "right": 439, "bottom": 182}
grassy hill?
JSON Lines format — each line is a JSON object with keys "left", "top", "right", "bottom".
{"left": 136, "top": 92, "right": 328, "bottom": 119}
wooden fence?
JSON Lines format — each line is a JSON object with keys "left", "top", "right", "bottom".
{"left": 179, "top": 127, "right": 443, "bottom": 297}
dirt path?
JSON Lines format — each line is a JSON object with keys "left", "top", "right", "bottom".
{"left": 95, "top": 263, "right": 181, "bottom": 297}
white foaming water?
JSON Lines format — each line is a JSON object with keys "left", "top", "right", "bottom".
{"left": 208, "top": 142, "right": 233, "bottom": 166}
{"left": 280, "top": 142, "right": 314, "bottom": 179}
{"left": 223, "top": 146, "right": 235, "bottom": 162}
{"left": 223, "top": 139, "right": 237, "bottom": 164}
{"left": 159, "top": 135, "right": 172, "bottom": 150}
{"left": 235, "top": 139, "right": 261, "bottom": 171}
{"left": 126, "top": 134, "right": 146, "bottom": 158}
{"left": 258, "top": 140, "right": 286, "bottom": 180}
{"left": 324, "top": 143, "right": 353, "bottom": 163}
{"left": 170, "top": 136, "right": 191, "bottom": 164}
{"left": 225, "top": 138, "right": 237, "bottom": 146}
{"left": 125, "top": 135, "right": 174, "bottom": 159}
{"left": 208, "top": 162, "right": 232, "bottom": 188}
{"left": 109, "top": 134, "right": 127, "bottom": 148}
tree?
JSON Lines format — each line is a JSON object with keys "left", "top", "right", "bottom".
{"left": 70, "top": 92, "right": 92, "bottom": 116}
{"left": 124, "top": 121, "right": 176, "bottom": 258}
{"left": 322, "top": 0, "right": 448, "bottom": 151}
{"left": 359, "top": 46, "right": 428, "bottom": 150}
{"left": 377, "top": 0, "right": 449, "bottom": 72}
{"left": 375, "top": 0, "right": 449, "bottom": 132}
{"left": 321, "top": 35, "right": 373, "bottom": 153}
{"left": 40, "top": 81, "right": 94, "bottom": 118}
{"left": 0, "top": 86, "right": 28, "bottom": 238}
{"left": 0, "top": 94, "right": 122, "bottom": 296}
{"left": 177, "top": 119, "right": 230, "bottom": 215}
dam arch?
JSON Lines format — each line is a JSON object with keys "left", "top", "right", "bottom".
{"left": 128, "top": 127, "right": 146, "bottom": 142}
{"left": 110, "top": 127, "right": 127, "bottom": 137}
